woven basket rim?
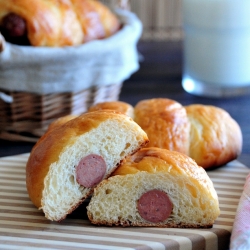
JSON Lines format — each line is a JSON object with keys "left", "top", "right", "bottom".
{"left": 0, "top": 83, "right": 123, "bottom": 142}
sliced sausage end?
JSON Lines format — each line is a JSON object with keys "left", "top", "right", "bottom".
{"left": 137, "top": 189, "right": 173, "bottom": 223}
{"left": 76, "top": 154, "right": 107, "bottom": 188}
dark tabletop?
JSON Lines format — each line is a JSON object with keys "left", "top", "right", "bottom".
{"left": 0, "top": 41, "right": 249, "bottom": 167}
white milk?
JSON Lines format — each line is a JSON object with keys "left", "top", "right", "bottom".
{"left": 182, "top": 0, "right": 250, "bottom": 92}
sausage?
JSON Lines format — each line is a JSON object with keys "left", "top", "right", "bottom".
{"left": 137, "top": 189, "right": 173, "bottom": 223}
{"left": 0, "top": 13, "right": 29, "bottom": 45}
{"left": 76, "top": 154, "right": 107, "bottom": 188}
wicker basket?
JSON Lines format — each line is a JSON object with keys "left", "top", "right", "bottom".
{"left": 0, "top": 84, "right": 122, "bottom": 142}
{"left": 0, "top": 0, "right": 183, "bottom": 142}
{"left": 0, "top": 1, "right": 141, "bottom": 142}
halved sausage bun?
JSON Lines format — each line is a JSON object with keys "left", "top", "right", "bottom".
{"left": 87, "top": 147, "right": 220, "bottom": 228}
{"left": 26, "top": 110, "right": 149, "bottom": 221}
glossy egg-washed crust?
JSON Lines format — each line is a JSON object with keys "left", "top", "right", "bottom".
{"left": 113, "top": 147, "right": 212, "bottom": 190}
{"left": 0, "top": 0, "right": 120, "bottom": 46}
{"left": 46, "top": 101, "right": 134, "bottom": 134}
{"left": 185, "top": 104, "right": 242, "bottom": 169}
{"left": 46, "top": 114, "right": 78, "bottom": 133}
{"left": 134, "top": 98, "right": 190, "bottom": 155}
{"left": 26, "top": 110, "right": 145, "bottom": 208}
{"left": 88, "top": 101, "right": 134, "bottom": 118}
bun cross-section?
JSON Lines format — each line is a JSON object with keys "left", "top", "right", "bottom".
{"left": 87, "top": 147, "right": 220, "bottom": 228}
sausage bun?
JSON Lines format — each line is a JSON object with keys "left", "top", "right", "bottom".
{"left": 0, "top": 0, "right": 120, "bottom": 46}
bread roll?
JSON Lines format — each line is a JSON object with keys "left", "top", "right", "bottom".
{"left": 185, "top": 104, "right": 242, "bottom": 169}
{"left": 133, "top": 98, "right": 190, "bottom": 155}
{"left": 88, "top": 101, "right": 134, "bottom": 118}
{"left": 87, "top": 147, "right": 220, "bottom": 227}
{"left": 0, "top": 0, "right": 120, "bottom": 46}
{"left": 26, "top": 110, "right": 149, "bottom": 221}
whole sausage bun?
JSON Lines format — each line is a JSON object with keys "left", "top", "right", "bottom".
{"left": 0, "top": 0, "right": 120, "bottom": 46}
{"left": 88, "top": 101, "right": 134, "bottom": 118}
{"left": 87, "top": 147, "right": 220, "bottom": 228}
{"left": 185, "top": 104, "right": 242, "bottom": 169}
{"left": 26, "top": 110, "right": 149, "bottom": 221}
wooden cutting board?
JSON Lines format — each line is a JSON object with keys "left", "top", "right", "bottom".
{"left": 0, "top": 153, "right": 249, "bottom": 250}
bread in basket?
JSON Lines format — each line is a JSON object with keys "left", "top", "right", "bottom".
{"left": 0, "top": 0, "right": 142, "bottom": 142}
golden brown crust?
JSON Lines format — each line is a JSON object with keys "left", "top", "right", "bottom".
{"left": 134, "top": 98, "right": 190, "bottom": 155}
{"left": 46, "top": 114, "right": 79, "bottom": 133}
{"left": 88, "top": 101, "right": 134, "bottom": 118}
{"left": 0, "top": 0, "right": 83, "bottom": 46}
{"left": 26, "top": 110, "right": 139, "bottom": 208}
{"left": 112, "top": 147, "right": 211, "bottom": 190}
{"left": 71, "top": 0, "right": 120, "bottom": 42}
{"left": 0, "top": 0, "right": 120, "bottom": 46}
{"left": 185, "top": 104, "right": 243, "bottom": 168}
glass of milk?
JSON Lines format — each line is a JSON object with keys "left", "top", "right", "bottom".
{"left": 182, "top": 0, "right": 250, "bottom": 97}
